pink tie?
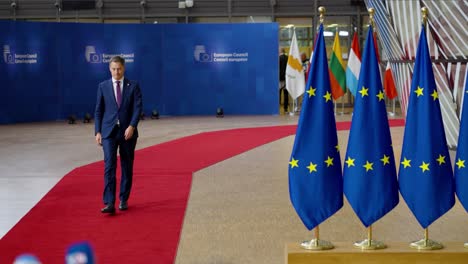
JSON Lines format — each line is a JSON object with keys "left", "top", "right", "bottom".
{"left": 116, "top": 81, "right": 122, "bottom": 108}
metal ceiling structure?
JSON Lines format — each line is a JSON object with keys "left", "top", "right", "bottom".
{"left": 366, "top": 0, "right": 467, "bottom": 148}
{"left": 0, "top": 0, "right": 366, "bottom": 22}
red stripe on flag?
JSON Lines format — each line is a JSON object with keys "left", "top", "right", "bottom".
{"left": 384, "top": 62, "right": 398, "bottom": 99}
{"left": 329, "top": 69, "right": 345, "bottom": 100}
{"left": 351, "top": 32, "right": 362, "bottom": 60}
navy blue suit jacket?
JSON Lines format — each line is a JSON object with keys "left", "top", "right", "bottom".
{"left": 94, "top": 78, "right": 142, "bottom": 139}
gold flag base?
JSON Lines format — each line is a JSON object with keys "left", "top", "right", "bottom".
{"left": 300, "top": 239, "right": 334, "bottom": 250}
{"left": 464, "top": 242, "right": 468, "bottom": 248}
{"left": 353, "top": 239, "right": 387, "bottom": 250}
{"left": 409, "top": 239, "right": 443, "bottom": 250}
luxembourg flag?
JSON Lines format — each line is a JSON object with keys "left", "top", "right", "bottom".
{"left": 346, "top": 32, "right": 361, "bottom": 96}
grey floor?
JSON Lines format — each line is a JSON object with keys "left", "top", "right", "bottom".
{"left": 1, "top": 114, "right": 467, "bottom": 264}
{"left": 0, "top": 115, "right": 300, "bottom": 239}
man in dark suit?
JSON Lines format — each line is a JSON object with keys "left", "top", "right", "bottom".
{"left": 279, "top": 48, "right": 289, "bottom": 113}
{"left": 94, "top": 56, "right": 142, "bottom": 214}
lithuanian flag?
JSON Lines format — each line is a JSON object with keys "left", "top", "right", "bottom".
{"left": 329, "top": 32, "right": 346, "bottom": 100}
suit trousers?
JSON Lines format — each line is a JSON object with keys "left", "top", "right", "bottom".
{"left": 102, "top": 125, "right": 137, "bottom": 205}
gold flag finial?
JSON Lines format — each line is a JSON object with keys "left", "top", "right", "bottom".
{"left": 368, "top": 8, "right": 375, "bottom": 28}
{"left": 318, "top": 6, "right": 326, "bottom": 24}
{"left": 422, "top": 7, "right": 428, "bottom": 28}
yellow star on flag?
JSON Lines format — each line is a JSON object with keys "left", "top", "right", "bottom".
{"left": 457, "top": 159, "right": 466, "bottom": 169}
{"left": 359, "top": 87, "right": 369, "bottom": 97}
{"left": 323, "top": 91, "right": 332, "bottom": 102}
{"left": 431, "top": 90, "right": 438, "bottom": 101}
{"left": 415, "top": 86, "right": 424, "bottom": 97}
{"left": 345, "top": 157, "right": 355, "bottom": 168}
{"left": 376, "top": 90, "right": 385, "bottom": 101}
{"left": 289, "top": 158, "right": 299, "bottom": 168}
{"left": 335, "top": 145, "right": 340, "bottom": 152}
{"left": 307, "top": 87, "right": 316, "bottom": 97}
{"left": 307, "top": 162, "right": 318, "bottom": 173}
{"left": 381, "top": 155, "right": 390, "bottom": 165}
{"left": 325, "top": 156, "right": 334, "bottom": 167}
{"left": 401, "top": 158, "right": 411, "bottom": 168}
{"left": 436, "top": 154, "right": 446, "bottom": 165}
{"left": 363, "top": 161, "right": 374, "bottom": 172}
{"left": 419, "top": 161, "right": 430, "bottom": 172}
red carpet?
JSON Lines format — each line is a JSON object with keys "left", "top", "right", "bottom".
{"left": 0, "top": 120, "right": 404, "bottom": 263}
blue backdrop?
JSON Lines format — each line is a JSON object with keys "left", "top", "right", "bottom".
{"left": 0, "top": 21, "right": 279, "bottom": 124}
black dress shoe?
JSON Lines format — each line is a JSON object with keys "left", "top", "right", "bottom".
{"left": 101, "top": 204, "right": 115, "bottom": 214}
{"left": 119, "top": 201, "right": 128, "bottom": 211}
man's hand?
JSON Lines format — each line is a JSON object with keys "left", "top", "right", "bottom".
{"left": 95, "top": 132, "right": 102, "bottom": 146}
{"left": 125, "top": 126, "right": 135, "bottom": 140}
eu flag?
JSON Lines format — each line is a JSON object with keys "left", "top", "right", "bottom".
{"left": 398, "top": 25, "right": 454, "bottom": 229}
{"left": 455, "top": 70, "right": 468, "bottom": 211}
{"left": 343, "top": 26, "right": 399, "bottom": 227}
{"left": 288, "top": 24, "right": 343, "bottom": 230}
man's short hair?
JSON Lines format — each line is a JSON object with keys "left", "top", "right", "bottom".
{"left": 109, "top": 56, "right": 125, "bottom": 66}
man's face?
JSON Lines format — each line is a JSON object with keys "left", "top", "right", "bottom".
{"left": 109, "top": 61, "right": 125, "bottom": 80}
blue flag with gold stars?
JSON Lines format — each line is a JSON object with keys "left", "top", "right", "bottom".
{"left": 398, "top": 25, "right": 454, "bottom": 229}
{"left": 343, "top": 26, "right": 399, "bottom": 228}
{"left": 288, "top": 24, "right": 343, "bottom": 230}
{"left": 455, "top": 70, "right": 468, "bottom": 211}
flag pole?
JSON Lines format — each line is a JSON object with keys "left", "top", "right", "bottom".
{"left": 340, "top": 94, "right": 345, "bottom": 115}
{"left": 389, "top": 98, "right": 396, "bottom": 116}
{"left": 295, "top": 98, "right": 299, "bottom": 113}
{"left": 337, "top": 26, "right": 345, "bottom": 115}
{"left": 352, "top": 8, "right": 388, "bottom": 251}
{"left": 404, "top": 7, "right": 445, "bottom": 251}
{"left": 353, "top": 224, "right": 386, "bottom": 249}
{"left": 300, "top": 9, "right": 337, "bottom": 251}
{"left": 290, "top": 99, "right": 295, "bottom": 116}
{"left": 301, "top": 224, "right": 334, "bottom": 250}
{"left": 409, "top": 227, "right": 443, "bottom": 250}
{"left": 408, "top": 7, "right": 443, "bottom": 252}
